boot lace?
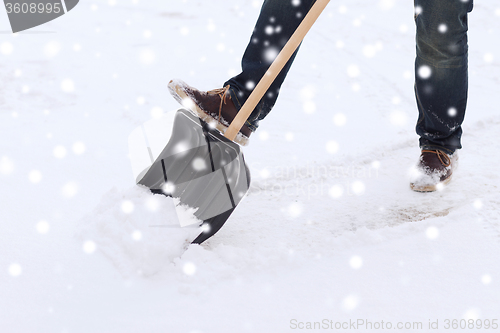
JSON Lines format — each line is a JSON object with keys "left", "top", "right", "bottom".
{"left": 422, "top": 149, "right": 451, "bottom": 167}
{"left": 207, "top": 85, "right": 230, "bottom": 124}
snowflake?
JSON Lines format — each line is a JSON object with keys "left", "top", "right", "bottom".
{"left": 28, "top": 170, "right": 42, "bottom": 184}
{"left": 351, "top": 181, "right": 365, "bottom": 195}
{"left": 438, "top": 24, "right": 448, "bottom": 33}
{"left": 349, "top": 256, "right": 363, "bottom": 269}
{"left": 183, "top": 262, "right": 197, "bottom": 276}
{"left": 83, "top": 240, "right": 97, "bottom": 254}
{"left": 328, "top": 185, "right": 343, "bottom": 199}
{"left": 342, "top": 295, "right": 359, "bottom": 311}
{"left": 8, "top": 263, "right": 22, "bottom": 277}
{"left": 131, "top": 230, "right": 142, "bottom": 241}
{"left": 62, "top": 182, "right": 79, "bottom": 198}
{"left": 448, "top": 107, "right": 457, "bottom": 117}
{"left": 36, "top": 220, "right": 50, "bottom": 234}
{"left": 346, "top": 64, "right": 360, "bottom": 78}
{"left": 44, "top": 41, "right": 61, "bottom": 58}
{"left": 72, "top": 142, "right": 86, "bottom": 155}
{"left": 0, "top": 42, "right": 14, "bottom": 55}
{"left": 325, "top": 141, "right": 339, "bottom": 154}
{"left": 418, "top": 65, "right": 432, "bottom": 79}
{"left": 333, "top": 113, "right": 347, "bottom": 126}
{"left": 53, "top": 145, "right": 67, "bottom": 159}
{"left": 425, "top": 226, "right": 439, "bottom": 240}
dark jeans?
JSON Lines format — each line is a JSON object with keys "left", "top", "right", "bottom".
{"left": 224, "top": 0, "right": 316, "bottom": 132}
{"left": 415, "top": 0, "right": 473, "bottom": 153}
{"left": 225, "top": 0, "right": 473, "bottom": 153}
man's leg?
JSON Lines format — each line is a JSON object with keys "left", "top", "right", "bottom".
{"left": 411, "top": 0, "right": 473, "bottom": 192}
{"left": 414, "top": 0, "right": 473, "bottom": 153}
{"left": 224, "top": 0, "right": 317, "bottom": 132}
{"left": 169, "top": 0, "right": 316, "bottom": 145}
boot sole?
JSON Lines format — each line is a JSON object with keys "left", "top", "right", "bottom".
{"left": 168, "top": 81, "right": 250, "bottom": 146}
{"left": 410, "top": 174, "right": 453, "bottom": 192}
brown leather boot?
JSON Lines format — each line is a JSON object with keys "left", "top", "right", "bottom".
{"left": 168, "top": 79, "right": 251, "bottom": 146}
{"left": 410, "top": 149, "right": 458, "bottom": 192}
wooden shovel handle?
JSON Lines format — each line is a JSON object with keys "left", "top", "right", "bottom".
{"left": 224, "top": 0, "right": 330, "bottom": 141}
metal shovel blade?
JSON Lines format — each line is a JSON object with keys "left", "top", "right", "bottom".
{"left": 137, "top": 108, "right": 250, "bottom": 244}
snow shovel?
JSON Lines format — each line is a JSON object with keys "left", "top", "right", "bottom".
{"left": 137, "top": 0, "right": 330, "bottom": 244}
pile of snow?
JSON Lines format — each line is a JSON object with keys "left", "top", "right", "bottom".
{"left": 77, "top": 186, "right": 200, "bottom": 277}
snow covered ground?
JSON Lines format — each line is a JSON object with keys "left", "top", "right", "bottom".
{"left": 1, "top": 0, "right": 500, "bottom": 332}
